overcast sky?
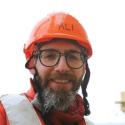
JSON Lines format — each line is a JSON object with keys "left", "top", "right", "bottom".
{"left": 0, "top": 0, "right": 125, "bottom": 124}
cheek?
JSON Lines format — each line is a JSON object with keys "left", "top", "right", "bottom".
{"left": 75, "top": 66, "right": 86, "bottom": 79}
{"left": 38, "top": 67, "right": 51, "bottom": 79}
{"left": 36, "top": 61, "right": 53, "bottom": 81}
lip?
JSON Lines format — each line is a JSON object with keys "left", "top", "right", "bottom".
{"left": 52, "top": 79, "right": 71, "bottom": 84}
{"left": 48, "top": 79, "right": 73, "bottom": 90}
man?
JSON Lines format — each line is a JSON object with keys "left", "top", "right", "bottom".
{"left": 0, "top": 12, "right": 92, "bottom": 125}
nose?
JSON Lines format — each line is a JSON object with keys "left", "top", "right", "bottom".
{"left": 55, "top": 56, "right": 70, "bottom": 73}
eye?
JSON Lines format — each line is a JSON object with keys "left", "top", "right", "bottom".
{"left": 67, "top": 51, "right": 80, "bottom": 61}
{"left": 68, "top": 54, "right": 78, "bottom": 59}
{"left": 44, "top": 53, "right": 56, "bottom": 59}
{"left": 40, "top": 50, "right": 59, "bottom": 60}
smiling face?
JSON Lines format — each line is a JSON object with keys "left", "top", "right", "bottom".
{"left": 35, "top": 39, "right": 85, "bottom": 91}
{"left": 34, "top": 39, "right": 86, "bottom": 111}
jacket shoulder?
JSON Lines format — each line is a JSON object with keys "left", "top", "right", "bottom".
{"left": 0, "top": 99, "right": 7, "bottom": 125}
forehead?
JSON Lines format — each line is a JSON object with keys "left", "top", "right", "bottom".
{"left": 39, "top": 39, "right": 81, "bottom": 51}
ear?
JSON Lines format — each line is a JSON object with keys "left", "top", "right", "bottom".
{"left": 82, "top": 63, "right": 86, "bottom": 72}
{"left": 84, "top": 63, "right": 86, "bottom": 69}
{"left": 25, "top": 56, "right": 37, "bottom": 69}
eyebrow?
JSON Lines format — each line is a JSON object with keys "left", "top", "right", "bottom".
{"left": 39, "top": 48, "right": 81, "bottom": 53}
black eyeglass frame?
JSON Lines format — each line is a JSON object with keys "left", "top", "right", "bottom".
{"left": 36, "top": 49, "right": 86, "bottom": 69}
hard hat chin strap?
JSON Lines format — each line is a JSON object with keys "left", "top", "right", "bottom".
{"left": 32, "top": 68, "right": 43, "bottom": 103}
{"left": 81, "top": 61, "right": 91, "bottom": 115}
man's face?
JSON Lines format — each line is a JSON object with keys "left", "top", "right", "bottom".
{"left": 35, "top": 39, "right": 86, "bottom": 111}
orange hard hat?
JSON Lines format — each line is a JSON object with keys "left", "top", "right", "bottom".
{"left": 24, "top": 12, "right": 92, "bottom": 59}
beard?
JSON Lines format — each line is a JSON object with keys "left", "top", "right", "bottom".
{"left": 42, "top": 87, "right": 76, "bottom": 112}
{"left": 35, "top": 71, "right": 83, "bottom": 112}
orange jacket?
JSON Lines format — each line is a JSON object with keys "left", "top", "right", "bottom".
{"left": 0, "top": 86, "right": 46, "bottom": 125}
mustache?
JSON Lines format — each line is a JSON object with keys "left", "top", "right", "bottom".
{"left": 48, "top": 72, "right": 76, "bottom": 81}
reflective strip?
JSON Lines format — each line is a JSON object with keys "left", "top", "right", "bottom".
{"left": 0, "top": 94, "right": 42, "bottom": 125}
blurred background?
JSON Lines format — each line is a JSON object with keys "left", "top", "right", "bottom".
{"left": 0, "top": 0, "right": 125, "bottom": 124}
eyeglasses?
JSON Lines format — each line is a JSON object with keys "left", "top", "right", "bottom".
{"left": 36, "top": 49, "right": 85, "bottom": 69}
